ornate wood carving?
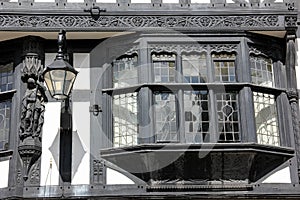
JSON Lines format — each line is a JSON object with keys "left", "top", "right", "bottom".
{"left": 150, "top": 44, "right": 207, "bottom": 54}
{"left": 18, "top": 145, "right": 42, "bottom": 181}
{"left": 19, "top": 36, "right": 46, "bottom": 182}
{"left": 93, "top": 159, "right": 104, "bottom": 184}
{"left": 249, "top": 44, "right": 282, "bottom": 60}
{"left": 19, "top": 78, "right": 47, "bottom": 143}
{"left": 150, "top": 44, "right": 178, "bottom": 54}
{"left": 0, "top": 14, "right": 285, "bottom": 31}
{"left": 210, "top": 44, "right": 238, "bottom": 53}
{"left": 285, "top": 16, "right": 297, "bottom": 28}
{"left": 21, "top": 54, "right": 43, "bottom": 82}
{"left": 180, "top": 44, "right": 207, "bottom": 53}
{"left": 285, "top": 33, "right": 300, "bottom": 179}
{"left": 29, "top": 162, "right": 40, "bottom": 185}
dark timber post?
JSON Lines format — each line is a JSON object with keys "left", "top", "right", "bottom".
{"left": 285, "top": 31, "right": 300, "bottom": 180}
{"left": 59, "top": 98, "right": 72, "bottom": 183}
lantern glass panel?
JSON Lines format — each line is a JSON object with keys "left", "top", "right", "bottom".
{"left": 44, "top": 71, "right": 55, "bottom": 97}
{"left": 63, "top": 71, "right": 77, "bottom": 96}
{"left": 50, "top": 69, "right": 66, "bottom": 96}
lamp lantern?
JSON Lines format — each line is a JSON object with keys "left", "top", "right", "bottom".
{"left": 43, "top": 30, "right": 78, "bottom": 100}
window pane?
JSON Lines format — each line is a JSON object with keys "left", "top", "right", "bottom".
{"left": 0, "top": 100, "right": 11, "bottom": 150}
{"left": 184, "top": 91, "right": 209, "bottom": 143}
{"left": 250, "top": 56, "right": 274, "bottom": 87}
{"left": 182, "top": 54, "right": 207, "bottom": 83}
{"left": 113, "top": 93, "right": 138, "bottom": 147}
{"left": 213, "top": 54, "right": 236, "bottom": 82}
{"left": 253, "top": 92, "right": 279, "bottom": 146}
{"left": 0, "top": 63, "right": 13, "bottom": 92}
{"left": 155, "top": 93, "right": 177, "bottom": 142}
{"left": 216, "top": 93, "right": 240, "bottom": 142}
{"left": 113, "top": 55, "right": 138, "bottom": 88}
{"left": 152, "top": 54, "right": 176, "bottom": 83}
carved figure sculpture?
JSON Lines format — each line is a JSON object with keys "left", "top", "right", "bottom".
{"left": 20, "top": 78, "right": 48, "bottom": 142}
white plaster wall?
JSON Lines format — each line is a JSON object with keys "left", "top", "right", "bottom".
{"left": 0, "top": 160, "right": 9, "bottom": 188}
{"left": 106, "top": 168, "right": 135, "bottom": 185}
{"left": 73, "top": 53, "right": 90, "bottom": 90}
{"left": 263, "top": 167, "right": 291, "bottom": 183}
{"left": 40, "top": 102, "right": 61, "bottom": 186}
{"left": 71, "top": 102, "right": 90, "bottom": 185}
{"left": 71, "top": 53, "right": 91, "bottom": 185}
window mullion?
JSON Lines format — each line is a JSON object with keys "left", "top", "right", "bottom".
{"left": 209, "top": 89, "right": 218, "bottom": 142}
{"left": 177, "top": 48, "right": 185, "bottom": 143}
{"left": 239, "top": 38, "right": 251, "bottom": 83}
{"left": 239, "top": 87, "right": 256, "bottom": 143}
{"left": 207, "top": 45, "right": 214, "bottom": 83}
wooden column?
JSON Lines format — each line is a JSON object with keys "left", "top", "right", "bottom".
{"left": 285, "top": 32, "right": 300, "bottom": 180}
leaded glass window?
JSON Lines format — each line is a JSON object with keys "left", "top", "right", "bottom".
{"left": 182, "top": 53, "right": 207, "bottom": 83}
{"left": 113, "top": 55, "right": 138, "bottom": 88}
{"left": 216, "top": 93, "right": 240, "bottom": 142}
{"left": 253, "top": 92, "right": 279, "bottom": 146}
{"left": 113, "top": 93, "right": 138, "bottom": 147}
{"left": 250, "top": 56, "right": 274, "bottom": 87}
{"left": 152, "top": 54, "right": 176, "bottom": 83}
{"left": 213, "top": 53, "right": 236, "bottom": 82}
{"left": 0, "top": 63, "right": 13, "bottom": 92}
{"left": 184, "top": 91, "right": 209, "bottom": 143}
{"left": 154, "top": 93, "right": 177, "bottom": 142}
{"left": 0, "top": 100, "right": 11, "bottom": 150}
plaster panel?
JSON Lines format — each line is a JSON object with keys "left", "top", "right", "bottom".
{"left": 71, "top": 102, "right": 90, "bottom": 185}
{"left": 262, "top": 167, "right": 291, "bottom": 183}
{"left": 73, "top": 53, "right": 90, "bottom": 90}
{"left": 106, "top": 168, "right": 135, "bottom": 185}
{"left": 40, "top": 102, "right": 61, "bottom": 186}
{"left": 0, "top": 160, "right": 9, "bottom": 188}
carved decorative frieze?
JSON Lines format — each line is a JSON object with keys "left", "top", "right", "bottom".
{"left": 150, "top": 44, "right": 207, "bottom": 54}
{"left": 0, "top": 14, "right": 283, "bottom": 30}
{"left": 150, "top": 44, "right": 178, "bottom": 54}
{"left": 249, "top": 44, "right": 281, "bottom": 59}
{"left": 210, "top": 44, "right": 238, "bottom": 53}
{"left": 180, "top": 44, "right": 207, "bottom": 53}
{"left": 124, "top": 45, "right": 139, "bottom": 56}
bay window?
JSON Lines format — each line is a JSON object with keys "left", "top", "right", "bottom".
{"left": 103, "top": 40, "right": 286, "bottom": 148}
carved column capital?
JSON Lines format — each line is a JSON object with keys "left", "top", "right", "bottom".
{"left": 287, "top": 89, "right": 299, "bottom": 103}
{"left": 21, "top": 36, "right": 45, "bottom": 82}
{"left": 21, "top": 53, "right": 43, "bottom": 82}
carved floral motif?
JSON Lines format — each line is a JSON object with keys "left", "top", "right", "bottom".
{"left": 150, "top": 44, "right": 207, "bottom": 54}
{"left": 0, "top": 15, "right": 283, "bottom": 30}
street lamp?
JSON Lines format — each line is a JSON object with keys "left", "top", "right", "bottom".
{"left": 42, "top": 30, "right": 77, "bottom": 182}
{"left": 43, "top": 30, "right": 78, "bottom": 100}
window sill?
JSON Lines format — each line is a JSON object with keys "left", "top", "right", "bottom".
{"left": 0, "top": 149, "right": 13, "bottom": 158}
{"left": 102, "top": 83, "right": 285, "bottom": 95}
{"left": 0, "top": 89, "right": 17, "bottom": 101}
